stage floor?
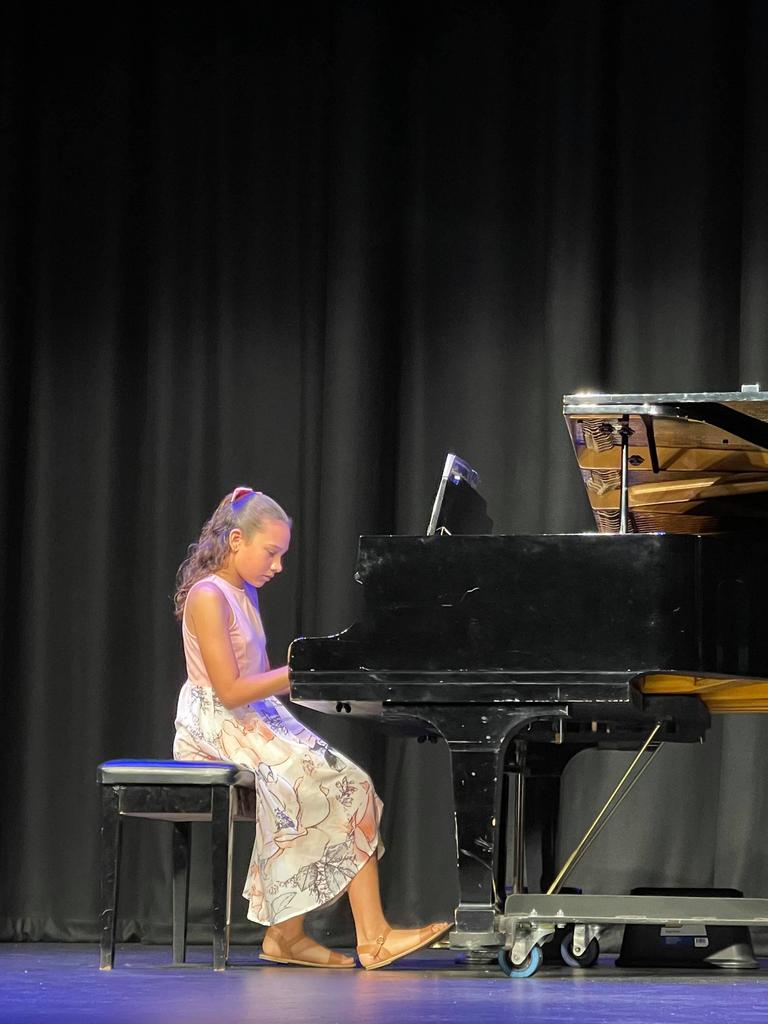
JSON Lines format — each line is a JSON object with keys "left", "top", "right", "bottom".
{"left": 3, "top": 944, "right": 768, "bottom": 1023}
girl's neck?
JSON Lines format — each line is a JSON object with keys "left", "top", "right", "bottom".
{"left": 214, "top": 562, "right": 245, "bottom": 590}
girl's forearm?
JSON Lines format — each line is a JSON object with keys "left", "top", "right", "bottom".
{"left": 217, "top": 666, "right": 290, "bottom": 709}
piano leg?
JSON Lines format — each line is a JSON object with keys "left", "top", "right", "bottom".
{"left": 447, "top": 742, "right": 506, "bottom": 944}
{"left": 412, "top": 706, "right": 567, "bottom": 950}
{"left": 504, "top": 748, "right": 526, "bottom": 895}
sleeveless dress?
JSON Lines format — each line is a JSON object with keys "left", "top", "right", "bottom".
{"left": 173, "top": 574, "right": 384, "bottom": 926}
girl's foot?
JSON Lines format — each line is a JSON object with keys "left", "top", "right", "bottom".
{"left": 357, "top": 921, "right": 452, "bottom": 970}
{"left": 261, "top": 927, "right": 355, "bottom": 968}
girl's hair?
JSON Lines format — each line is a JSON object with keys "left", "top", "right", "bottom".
{"left": 173, "top": 487, "right": 291, "bottom": 620}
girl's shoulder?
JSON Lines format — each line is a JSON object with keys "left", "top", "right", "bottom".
{"left": 185, "top": 577, "right": 232, "bottom": 615}
{"left": 184, "top": 577, "right": 237, "bottom": 633}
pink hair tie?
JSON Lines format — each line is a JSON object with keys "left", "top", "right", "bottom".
{"left": 231, "top": 486, "right": 254, "bottom": 503}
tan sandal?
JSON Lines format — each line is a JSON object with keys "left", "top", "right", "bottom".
{"left": 357, "top": 922, "right": 453, "bottom": 970}
{"left": 260, "top": 931, "right": 355, "bottom": 969}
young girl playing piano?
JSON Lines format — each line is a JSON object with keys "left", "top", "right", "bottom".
{"left": 173, "top": 487, "right": 450, "bottom": 969}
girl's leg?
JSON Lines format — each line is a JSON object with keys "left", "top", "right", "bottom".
{"left": 346, "top": 853, "right": 388, "bottom": 938}
{"left": 262, "top": 913, "right": 355, "bottom": 968}
{"left": 347, "top": 853, "right": 451, "bottom": 968}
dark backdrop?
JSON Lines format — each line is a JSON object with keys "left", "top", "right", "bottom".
{"left": 3, "top": 0, "right": 768, "bottom": 947}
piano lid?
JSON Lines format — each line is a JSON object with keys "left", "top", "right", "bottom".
{"left": 563, "top": 387, "right": 768, "bottom": 534}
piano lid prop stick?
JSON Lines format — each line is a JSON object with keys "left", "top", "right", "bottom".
{"left": 545, "top": 735, "right": 665, "bottom": 895}
{"left": 619, "top": 415, "right": 634, "bottom": 534}
{"left": 546, "top": 722, "right": 663, "bottom": 895}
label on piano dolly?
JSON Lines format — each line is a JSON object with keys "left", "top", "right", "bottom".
{"left": 659, "top": 923, "right": 708, "bottom": 945}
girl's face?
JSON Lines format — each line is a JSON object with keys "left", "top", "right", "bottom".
{"left": 231, "top": 519, "right": 291, "bottom": 588}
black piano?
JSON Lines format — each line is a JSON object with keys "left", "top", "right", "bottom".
{"left": 289, "top": 389, "right": 768, "bottom": 976}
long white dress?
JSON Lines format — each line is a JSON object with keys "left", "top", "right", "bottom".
{"left": 173, "top": 574, "right": 383, "bottom": 925}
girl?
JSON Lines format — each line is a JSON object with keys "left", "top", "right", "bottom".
{"left": 173, "top": 487, "right": 451, "bottom": 969}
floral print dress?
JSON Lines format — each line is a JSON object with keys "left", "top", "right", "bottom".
{"left": 173, "top": 574, "right": 383, "bottom": 925}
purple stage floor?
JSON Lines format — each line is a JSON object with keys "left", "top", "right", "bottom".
{"left": 2, "top": 944, "right": 768, "bottom": 1024}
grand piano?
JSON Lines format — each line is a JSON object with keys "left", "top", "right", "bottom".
{"left": 289, "top": 388, "right": 768, "bottom": 976}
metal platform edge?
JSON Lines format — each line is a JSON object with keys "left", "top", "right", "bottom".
{"left": 502, "top": 893, "right": 768, "bottom": 927}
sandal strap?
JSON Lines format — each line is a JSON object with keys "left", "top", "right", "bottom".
{"left": 265, "top": 931, "right": 338, "bottom": 964}
{"left": 326, "top": 949, "right": 353, "bottom": 965}
{"left": 266, "top": 932, "right": 294, "bottom": 958}
{"left": 357, "top": 933, "right": 389, "bottom": 958}
{"left": 357, "top": 922, "right": 452, "bottom": 970}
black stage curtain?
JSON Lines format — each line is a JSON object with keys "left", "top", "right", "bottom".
{"left": 3, "top": 0, "right": 768, "bottom": 946}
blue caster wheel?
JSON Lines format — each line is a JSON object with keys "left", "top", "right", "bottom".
{"left": 498, "top": 944, "right": 543, "bottom": 978}
{"left": 560, "top": 935, "right": 599, "bottom": 968}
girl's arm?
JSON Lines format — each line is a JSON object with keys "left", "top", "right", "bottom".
{"left": 185, "top": 583, "right": 290, "bottom": 709}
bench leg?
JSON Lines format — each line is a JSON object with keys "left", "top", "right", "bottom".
{"left": 211, "top": 786, "right": 235, "bottom": 971}
{"left": 99, "top": 786, "right": 122, "bottom": 970}
{"left": 172, "top": 821, "right": 191, "bottom": 964}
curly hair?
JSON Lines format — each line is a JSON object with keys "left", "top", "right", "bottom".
{"left": 173, "top": 488, "right": 291, "bottom": 620}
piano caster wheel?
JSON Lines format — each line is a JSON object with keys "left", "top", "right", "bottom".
{"left": 498, "top": 945, "right": 543, "bottom": 978}
{"left": 335, "top": 702, "right": 352, "bottom": 713}
{"left": 560, "top": 935, "right": 600, "bottom": 968}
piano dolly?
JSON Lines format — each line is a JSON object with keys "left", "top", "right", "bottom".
{"left": 497, "top": 892, "right": 768, "bottom": 977}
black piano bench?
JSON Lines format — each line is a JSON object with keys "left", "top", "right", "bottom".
{"left": 97, "top": 759, "right": 256, "bottom": 972}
